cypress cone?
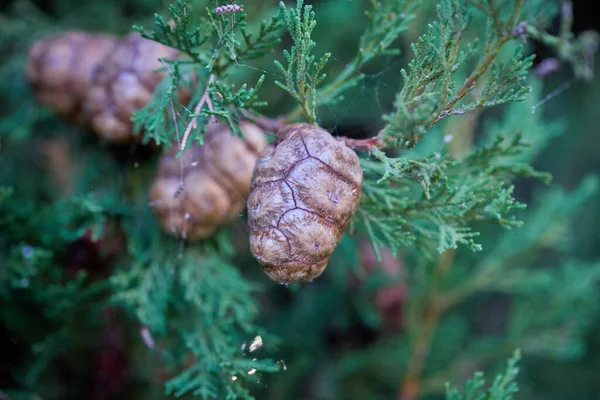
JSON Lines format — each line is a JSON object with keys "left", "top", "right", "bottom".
{"left": 247, "top": 123, "right": 363, "bottom": 284}
{"left": 150, "top": 122, "right": 267, "bottom": 240}
{"left": 85, "top": 32, "right": 189, "bottom": 143}
{"left": 25, "top": 31, "right": 117, "bottom": 124}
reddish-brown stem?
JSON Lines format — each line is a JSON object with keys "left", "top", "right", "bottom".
{"left": 398, "top": 250, "right": 455, "bottom": 400}
{"left": 399, "top": 299, "right": 444, "bottom": 400}
{"left": 239, "top": 111, "right": 386, "bottom": 151}
{"left": 180, "top": 74, "right": 215, "bottom": 151}
{"left": 336, "top": 135, "right": 385, "bottom": 151}
{"left": 239, "top": 109, "right": 287, "bottom": 134}
{"left": 253, "top": 116, "right": 287, "bottom": 133}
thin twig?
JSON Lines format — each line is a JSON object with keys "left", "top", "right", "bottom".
{"left": 398, "top": 299, "right": 444, "bottom": 400}
{"left": 239, "top": 109, "right": 287, "bottom": 133}
{"left": 180, "top": 74, "right": 215, "bottom": 151}
{"left": 426, "top": 0, "right": 525, "bottom": 131}
{"left": 227, "top": 111, "right": 385, "bottom": 151}
{"left": 337, "top": 135, "right": 385, "bottom": 151}
{"left": 398, "top": 250, "right": 455, "bottom": 400}
{"left": 169, "top": 97, "right": 186, "bottom": 197}
{"left": 398, "top": 76, "right": 484, "bottom": 399}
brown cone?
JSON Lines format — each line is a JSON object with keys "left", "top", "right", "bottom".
{"left": 150, "top": 122, "right": 267, "bottom": 240}
{"left": 247, "top": 123, "right": 363, "bottom": 284}
{"left": 85, "top": 32, "right": 189, "bottom": 143}
{"left": 25, "top": 31, "right": 117, "bottom": 124}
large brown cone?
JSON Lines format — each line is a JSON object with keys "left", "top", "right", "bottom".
{"left": 247, "top": 123, "right": 363, "bottom": 284}
{"left": 85, "top": 32, "right": 187, "bottom": 143}
{"left": 150, "top": 122, "right": 267, "bottom": 240}
{"left": 25, "top": 31, "right": 117, "bottom": 124}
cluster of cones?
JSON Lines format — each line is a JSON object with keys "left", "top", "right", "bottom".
{"left": 26, "top": 30, "right": 269, "bottom": 241}
{"left": 25, "top": 30, "right": 186, "bottom": 142}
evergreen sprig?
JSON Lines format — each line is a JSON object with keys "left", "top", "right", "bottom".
{"left": 136, "top": 0, "right": 283, "bottom": 75}
{"left": 406, "top": 178, "right": 600, "bottom": 395}
{"left": 206, "top": 75, "right": 268, "bottom": 137}
{"left": 134, "top": 2, "right": 282, "bottom": 147}
{"left": 355, "top": 0, "right": 576, "bottom": 260}
{"left": 226, "top": 15, "right": 283, "bottom": 70}
{"left": 358, "top": 131, "right": 548, "bottom": 258}
{"left": 445, "top": 350, "right": 521, "bottom": 400}
{"left": 274, "top": 0, "right": 331, "bottom": 124}
{"left": 182, "top": 74, "right": 267, "bottom": 148}
{"left": 111, "top": 210, "right": 279, "bottom": 399}
{"left": 288, "top": 0, "right": 418, "bottom": 118}
{"left": 381, "top": 0, "right": 530, "bottom": 148}
{"left": 131, "top": 62, "right": 189, "bottom": 146}
{"left": 164, "top": 250, "right": 280, "bottom": 399}
{"left": 0, "top": 190, "right": 120, "bottom": 388}
{"left": 134, "top": 1, "right": 210, "bottom": 65}
{"left": 133, "top": 62, "right": 268, "bottom": 147}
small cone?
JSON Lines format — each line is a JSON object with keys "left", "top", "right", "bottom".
{"left": 150, "top": 122, "right": 267, "bottom": 240}
{"left": 85, "top": 32, "right": 190, "bottom": 142}
{"left": 25, "top": 31, "right": 117, "bottom": 124}
{"left": 247, "top": 123, "right": 363, "bottom": 284}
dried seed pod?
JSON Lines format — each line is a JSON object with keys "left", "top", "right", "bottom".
{"left": 25, "top": 31, "right": 117, "bottom": 124}
{"left": 85, "top": 32, "right": 189, "bottom": 143}
{"left": 248, "top": 123, "right": 363, "bottom": 284}
{"left": 150, "top": 122, "right": 267, "bottom": 240}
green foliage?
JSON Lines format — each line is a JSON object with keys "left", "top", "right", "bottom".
{"left": 135, "top": 0, "right": 283, "bottom": 73}
{"left": 274, "top": 0, "right": 331, "bottom": 124}
{"left": 324, "top": 175, "right": 600, "bottom": 399}
{"left": 356, "top": 0, "right": 591, "bottom": 259}
{"left": 325, "top": 0, "right": 554, "bottom": 262}
{"left": 112, "top": 232, "right": 281, "bottom": 399}
{"left": 206, "top": 75, "right": 268, "bottom": 137}
{"left": 358, "top": 132, "right": 550, "bottom": 258}
{"left": 411, "top": 177, "right": 600, "bottom": 394}
{"left": 381, "top": 0, "right": 532, "bottom": 148}
{"left": 132, "top": 67, "right": 266, "bottom": 147}
{"left": 284, "top": 0, "right": 419, "bottom": 120}
{"left": 445, "top": 350, "right": 521, "bottom": 400}
{"left": 133, "top": 0, "right": 283, "bottom": 147}
{"left": 135, "top": 1, "right": 210, "bottom": 65}
{"left": 480, "top": 80, "right": 565, "bottom": 159}
{"left": 0, "top": 188, "right": 119, "bottom": 387}
{"left": 358, "top": 0, "right": 417, "bottom": 66}
{"left": 132, "top": 70, "right": 183, "bottom": 146}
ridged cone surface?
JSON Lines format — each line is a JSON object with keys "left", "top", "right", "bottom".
{"left": 150, "top": 122, "right": 267, "bottom": 240}
{"left": 25, "top": 31, "right": 117, "bottom": 124}
{"left": 248, "top": 123, "right": 363, "bottom": 284}
{"left": 85, "top": 32, "right": 188, "bottom": 142}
